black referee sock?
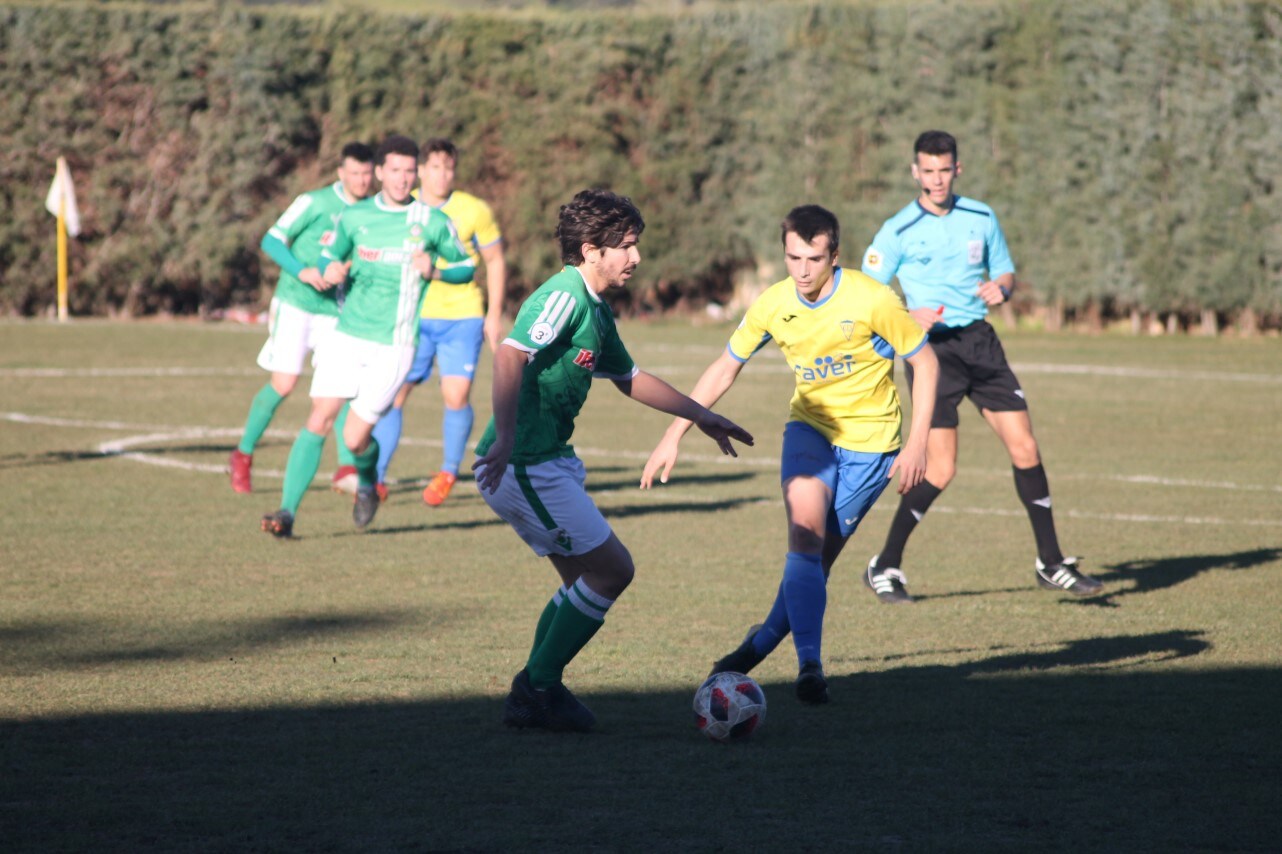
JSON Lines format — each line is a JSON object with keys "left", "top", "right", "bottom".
{"left": 1012, "top": 463, "right": 1064, "bottom": 566}
{"left": 878, "top": 481, "right": 943, "bottom": 569}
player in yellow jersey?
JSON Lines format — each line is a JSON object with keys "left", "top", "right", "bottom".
{"left": 642, "top": 205, "right": 938, "bottom": 704}
{"left": 354, "top": 138, "right": 507, "bottom": 506}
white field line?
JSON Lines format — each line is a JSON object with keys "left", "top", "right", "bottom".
{"left": 4, "top": 411, "right": 1279, "bottom": 528}
{"left": 0, "top": 367, "right": 261, "bottom": 378}
{"left": 3, "top": 360, "right": 1281, "bottom": 384}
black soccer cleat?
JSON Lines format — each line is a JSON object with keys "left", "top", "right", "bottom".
{"left": 353, "top": 485, "right": 380, "bottom": 529}
{"left": 710, "top": 624, "right": 767, "bottom": 677}
{"left": 502, "top": 669, "right": 596, "bottom": 733}
{"left": 865, "top": 555, "right": 914, "bottom": 604}
{"left": 545, "top": 682, "right": 597, "bottom": 733}
{"left": 260, "top": 509, "right": 294, "bottom": 539}
{"left": 795, "top": 660, "right": 830, "bottom": 705}
{"left": 1035, "top": 556, "right": 1103, "bottom": 597}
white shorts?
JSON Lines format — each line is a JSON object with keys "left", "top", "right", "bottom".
{"left": 310, "top": 330, "right": 415, "bottom": 424}
{"left": 475, "top": 456, "right": 612, "bottom": 558}
{"left": 256, "top": 297, "right": 339, "bottom": 375}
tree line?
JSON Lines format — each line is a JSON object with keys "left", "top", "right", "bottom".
{"left": 2, "top": 0, "right": 1279, "bottom": 332}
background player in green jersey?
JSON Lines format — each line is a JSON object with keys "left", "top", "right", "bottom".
{"left": 229, "top": 141, "right": 374, "bottom": 493}
{"left": 473, "top": 189, "right": 753, "bottom": 732}
{"left": 260, "top": 135, "right": 472, "bottom": 538}
{"left": 358, "top": 138, "right": 508, "bottom": 506}
{"left": 860, "top": 130, "right": 1102, "bottom": 601}
{"left": 642, "top": 205, "right": 938, "bottom": 704}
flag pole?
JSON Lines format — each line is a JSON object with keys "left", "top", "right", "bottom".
{"left": 57, "top": 184, "right": 68, "bottom": 322}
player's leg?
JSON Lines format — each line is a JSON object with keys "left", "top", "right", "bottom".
{"left": 424, "top": 318, "right": 484, "bottom": 506}
{"left": 344, "top": 341, "right": 416, "bottom": 529}
{"left": 261, "top": 395, "right": 346, "bottom": 538}
{"left": 983, "top": 408, "right": 1101, "bottom": 595}
{"left": 868, "top": 340, "right": 965, "bottom": 601}
{"left": 478, "top": 456, "right": 616, "bottom": 731}
{"left": 370, "top": 319, "right": 434, "bottom": 493}
{"left": 968, "top": 322, "right": 1101, "bottom": 596}
{"left": 233, "top": 299, "right": 316, "bottom": 493}
{"left": 367, "top": 382, "right": 415, "bottom": 496}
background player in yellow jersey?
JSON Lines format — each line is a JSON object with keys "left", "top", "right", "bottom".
{"left": 642, "top": 205, "right": 938, "bottom": 704}
{"left": 352, "top": 138, "right": 507, "bottom": 505}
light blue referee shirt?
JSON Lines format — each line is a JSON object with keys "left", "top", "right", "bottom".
{"left": 861, "top": 195, "right": 1015, "bottom": 329}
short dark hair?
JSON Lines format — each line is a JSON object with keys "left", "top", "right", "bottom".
{"left": 421, "top": 137, "right": 459, "bottom": 161}
{"left": 780, "top": 205, "right": 840, "bottom": 255}
{"left": 555, "top": 189, "right": 645, "bottom": 266}
{"left": 914, "top": 130, "right": 958, "bottom": 160}
{"left": 340, "top": 141, "right": 374, "bottom": 164}
{"left": 375, "top": 134, "right": 419, "bottom": 165}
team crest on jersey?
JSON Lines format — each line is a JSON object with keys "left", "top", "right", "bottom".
{"left": 319, "top": 231, "right": 336, "bottom": 247}
{"left": 840, "top": 320, "right": 855, "bottom": 341}
{"left": 864, "top": 249, "right": 883, "bottom": 272}
{"left": 411, "top": 224, "right": 423, "bottom": 237}
{"left": 572, "top": 349, "right": 597, "bottom": 371}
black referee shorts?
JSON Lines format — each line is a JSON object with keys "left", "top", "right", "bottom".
{"left": 904, "top": 320, "right": 1028, "bottom": 429}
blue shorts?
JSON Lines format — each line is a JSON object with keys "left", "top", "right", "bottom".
{"left": 779, "top": 421, "right": 898, "bottom": 539}
{"left": 406, "top": 317, "right": 485, "bottom": 384}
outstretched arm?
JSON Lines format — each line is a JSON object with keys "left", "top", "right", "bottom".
{"left": 615, "top": 367, "right": 752, "bottom": 470}
{"left": 638, "top": 350, "right": 747, "bottom": 488}
{"left": 888, "top": 343, "right": 938, "bottom": 494}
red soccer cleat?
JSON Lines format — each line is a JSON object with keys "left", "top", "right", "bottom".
{"left": 229, "top": 449, "right": 253, "bottom": 494}
{"left": 422, "top": 471, "right": 457, "bottom": 507}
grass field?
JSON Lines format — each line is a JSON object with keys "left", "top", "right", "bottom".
{"left": 2, "top": 319, "right": 1280, "bottom": 851}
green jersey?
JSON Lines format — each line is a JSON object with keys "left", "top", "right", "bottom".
{"left": 322, "top": 193, "right": 470, "bottom": 347}
{"left": 476, "top": 266, "right": 637, "bottom": 465}
{"left": 265, "top": 181, "right": 353, "bottom": 317}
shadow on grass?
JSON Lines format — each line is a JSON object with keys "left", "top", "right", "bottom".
{"left": 1080, "top": 547, "right": 1282, "bottom": 608}
{"left": 876, "top": 548, "right": 1282, "bottom": 606}
{"left": 0, "top": 609, "right": 430, "bottom": 673}
{"left": 4, "top": 631, "right": 1278, "bottom": 852}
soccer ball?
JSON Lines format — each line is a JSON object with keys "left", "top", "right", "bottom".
{"left": 693, "top": 671, "right": 766, "bottom": 742}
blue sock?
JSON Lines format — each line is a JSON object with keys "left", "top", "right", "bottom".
{"left": 440, "top": 404, "right": 474, "bottom": 476}
{"left": 753, "top": 580, "right": 790, "bottom": 657}
{"left": 782, "top": 552, "right": 826, "bottom": 667}
{"left": 371, "top": 407, "right": 403, "bottom": 484}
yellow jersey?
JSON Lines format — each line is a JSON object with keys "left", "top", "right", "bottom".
{"left": 727, "top": 267, "right": 928, "bottom": 453}
{"left": 414, "top": 190, "right": 502, "bottom": 320}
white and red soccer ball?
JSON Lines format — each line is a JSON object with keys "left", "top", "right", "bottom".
{"left": 693, "top": 671, "right": 767, "bottom": 742}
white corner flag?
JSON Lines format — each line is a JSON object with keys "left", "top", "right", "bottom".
{"left": 46, "top": 156, "right": 82, "bottom": 237}
{"left": 46, "top": 156, "right": 82, "bottom": 322}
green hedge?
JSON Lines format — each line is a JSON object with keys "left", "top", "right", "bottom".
{"left": 3, "top": 1, "right": 1279, "bottom": 326}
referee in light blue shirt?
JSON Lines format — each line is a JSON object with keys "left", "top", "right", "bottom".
{"left": 858, "top": 130, "right": 1102, "bottom": 603}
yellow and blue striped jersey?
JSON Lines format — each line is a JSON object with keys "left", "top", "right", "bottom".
{"left": 727, "top": 267, "right": 928, "bottom": 453}
{"left": 414, "top": 190, "right": 502, "bottom": 320}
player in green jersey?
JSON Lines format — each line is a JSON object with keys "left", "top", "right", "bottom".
{"left": 260, "top": 135, "right": 473, "bottom": 538}
{"left": 473, "top": 189, "right": 754, "bottom": 732}
{"left": 358, "top": 138, "right": 508, "bottom": 507}
{"left": 229, "top": 141, "right": 374, "bottom": 494}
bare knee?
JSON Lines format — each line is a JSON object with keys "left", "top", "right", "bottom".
{"left": 1007, "top": 437, "right": 1041, "bottom": 469}
{"left": 787, "top": 524, "right": 825, "bottom": 555}
{"left": 270, "top": 373, "right": 299, "bottom": 397}
{"left": 927, "top": 457, "right": 957, "bottom": 490}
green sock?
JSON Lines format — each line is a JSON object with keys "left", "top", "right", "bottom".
{"left": 280, "top": 429, "right": 325, "bottom": 515}
{"left": 334, "top": 403, "right": 356, "bottom": 466}
{"left": 527, "top": 578, "right": 613, "bottom": 688}
{"left": 354, "top": 439, "right": 380, "bottom": 488}
{"left": 238, "top": 384, "right": 284, "bottom": 455}
{"left": 528, "top": 587, "right": 567, "bottom": 663}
